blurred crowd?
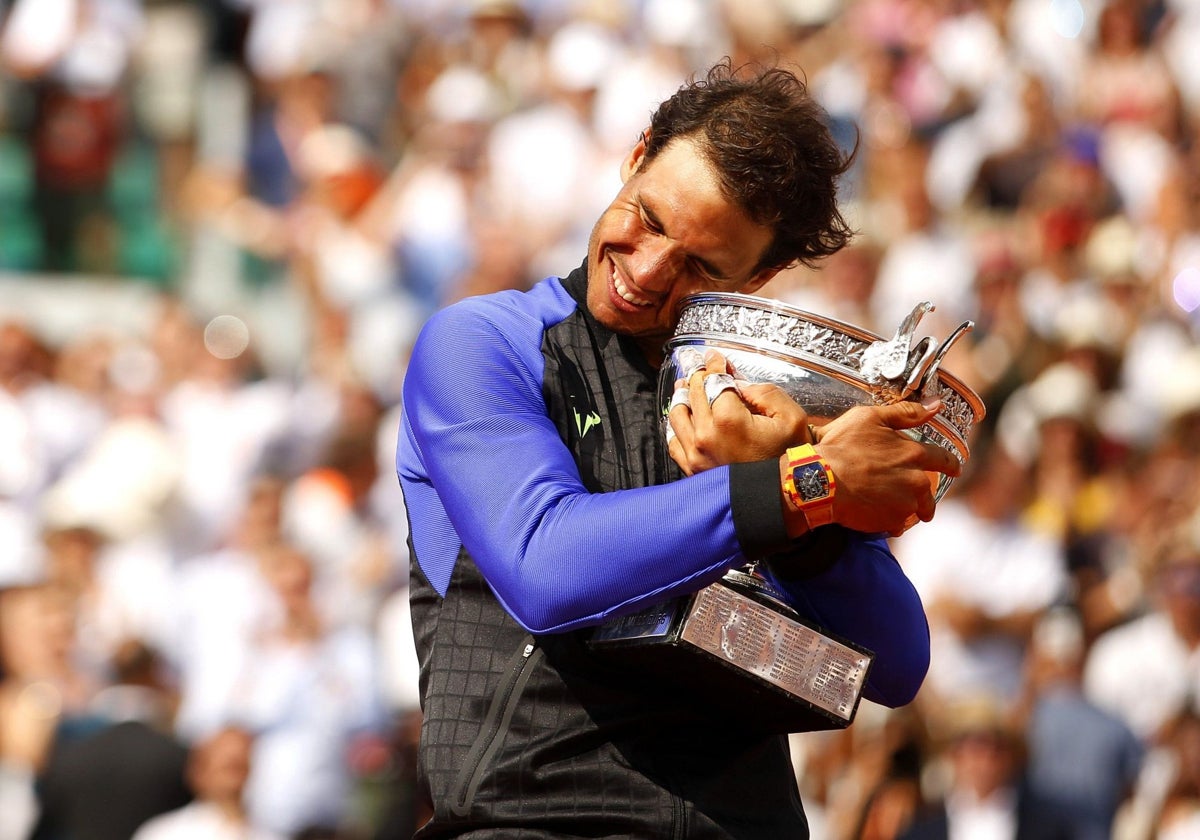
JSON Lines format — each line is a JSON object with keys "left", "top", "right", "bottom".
{"left": 0, "top": 0, "right": 1199, "bottom": 838}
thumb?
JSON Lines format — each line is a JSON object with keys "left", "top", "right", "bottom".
{"left": 875, "top": 398, "right": 942, "bottom": 431}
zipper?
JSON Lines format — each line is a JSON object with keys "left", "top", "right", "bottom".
{"left": 449, "top": 636, "right": 543, "bottom": 816}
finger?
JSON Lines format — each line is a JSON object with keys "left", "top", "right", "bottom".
{"left": 687, "top": 361, "right": 730, "bottom": 414}
{"left": 702, "top": 373, "right": 740, "bottom": 408}
{"left": 666, "top": 411, "right": 696, "bottom": 476}
{"left": 687, "top": 367, "right": 711, "bottom": 415}
{"left": 702, "top": 350, "right": 731, "bottom": 374}
{"left": 914, "top": 485, "right": 938, "bottom": 521}
{"left": 915, "top": 442, "right": 963, "bottom": 478}
{"left": 668, "top": 386, "right": 691, "bottom": 412}
{"left": 666, "top": 438, "right": 696, "bottom": 477}
{"left": 874, "top": 399, "right": 941, "bottom": 431}
{"left": 737, "top": 382, "right": 801, "bottom": 417}
{"left": 667, "top": 401, "right": 695, "bottom": 448}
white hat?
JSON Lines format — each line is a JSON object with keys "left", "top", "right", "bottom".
{"left": 546, "top": 21, "right": 620, "bottom": 93}
{"left": 1051, "top": 293, "right": 1123, "bottom": 352}
{"left": 1026, "top": 361, "right": 1099, "bottom": 423}
{"left": 426, "top": 65, "right": 502, "bottom": 124}
{"left": 1159, "top": 345, "right": 1200, "bottom": 422}
{"left": 1084, "top": 215, "right": 1141, "bottom": 283}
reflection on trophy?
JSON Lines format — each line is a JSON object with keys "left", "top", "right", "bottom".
{"left": 590, "top": 294, "right": 986, "bottom": 732}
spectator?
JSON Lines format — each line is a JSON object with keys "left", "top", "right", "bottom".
{"left": 131, "top": 725, "right": 282, "bottom": 840}
{"left": 1084, "top": 519, "right": 1200, "bottom": 743}
{"left": 30, "top": 640, "right": 192, "bottom": 840}
{"left": 0, "top": 0, "right": 144, "bottom": 275}
{"left": 898, "top": 693, "right": 1073, "bottom": 840}
{"left": 1075, "top": 0, "right": 1179, "bottom": 136}
{"left": 1022, "top": 608, "right": 1143, "bottom": 840}
{"left": 972, "top": 73, "right": 1066, "bottom": 213}
{"left": 231, "top": 542, "right": 385, "bottom": 837}
{"left": 893, "top": 444, "right": 1069, "bottom": 705}
{"left": 0, "top": 584, "right": 62, "bottom": 840}
{"left": 868, "top": 139, "right": 977, "bottom": 339}
{"left": 1147, "top": 707, "right": 1200, "bottom": 840}
{"left": 170, "top": 475, "right": 287, "bottom": 741}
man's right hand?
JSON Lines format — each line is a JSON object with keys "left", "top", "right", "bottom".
{"left": 781, "top": 401, "right": 963, "bottom": 538}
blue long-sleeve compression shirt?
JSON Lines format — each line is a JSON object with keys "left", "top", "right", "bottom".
{"left": 397, "top": 270, "right": 929, "bottom": 707}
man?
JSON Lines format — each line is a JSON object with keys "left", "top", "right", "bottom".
{"left": 30, "top": 640, "right": 193, "bottom": 840}
{"left": 898, "top": 694, "right": 1074, "bottom": 840}
{"left": 397, "top": 60, "right": 960, "bottom": 838}
{"left": 131, "top": 726, "right": 283, "bottom": 840}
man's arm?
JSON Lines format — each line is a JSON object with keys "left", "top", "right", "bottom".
{"left": 398, "top": 288, "right": 759, "bottom": 634}
{"left": 763, "top": 532, "right": 930, "bottom": 707}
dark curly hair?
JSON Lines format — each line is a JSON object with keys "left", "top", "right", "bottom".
{"left": 643, "top": 59, "right": 856, "bottom": 272}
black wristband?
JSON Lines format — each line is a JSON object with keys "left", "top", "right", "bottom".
{"left": 765, "top": 525, "right": 850, "bottom": 581}
{"left": 729, "top": 458, "right": 791, "bottom": 557}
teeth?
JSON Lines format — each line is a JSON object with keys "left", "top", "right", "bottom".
{"left": 613, "top": 267, "right": 651, "bottom": 306}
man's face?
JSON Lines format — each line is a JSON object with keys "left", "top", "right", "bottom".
{"left": 585, "top": 135, "right": 778, "bottom": 364}
{"left": 191, "top": 728, "right": 253, "bottom": 802}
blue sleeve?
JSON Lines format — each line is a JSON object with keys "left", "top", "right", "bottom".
{"left": 397, "top": 286, "right": 746, "bottom": 634}
{"left": 763, "top": 534, "right": 930, "bottom": 707}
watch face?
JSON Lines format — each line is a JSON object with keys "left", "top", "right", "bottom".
{"left": 794, "top": 462, "right": 830, "bottom": 503}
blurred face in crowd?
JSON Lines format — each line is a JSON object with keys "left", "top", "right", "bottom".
{"left": 0, "top": 585, "right": 75, "bottom": 680}
{"left": 1160, "top": 556, "right": 1200, "bottom": 642}
{"left": 1174, "top": 713, "right": 1200, "bottom": 795}
{"left": 585, "top": 134, "right": 778, "bottom": 364}
{"left": 952, "top": 728, "right": 1020, "bottom": 800}
{"left": 259, "top": 544, "right": 313, "bottom": 607}
{"left": 190, "top": 727, "right": 254, "bottom": 804}
{"left": 0, "top": 322, "right": 39, "bottom": 391}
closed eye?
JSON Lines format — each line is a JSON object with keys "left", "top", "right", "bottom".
{"left": 641, "top": 201, "right": 730, "bottom": 283}
{"left": 689, "top": 256, "right": 727, "bottom": 283}
{"left": 640, "top": 203, "right": 664, "bottom": 235}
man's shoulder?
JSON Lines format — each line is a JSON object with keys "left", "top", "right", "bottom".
{"left": 405, "top": 275, "right": 584, "bottom": 392}
{"left": 429, "top": 275, "right": 578, "bottom": 334}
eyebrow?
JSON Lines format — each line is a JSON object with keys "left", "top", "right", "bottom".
{"left": 640, "top": 199, "right": 732, "bottom": 281}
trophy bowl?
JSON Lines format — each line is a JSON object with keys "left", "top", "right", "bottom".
{"left": 660, "top": 293, "right": 986, "bottom": 502}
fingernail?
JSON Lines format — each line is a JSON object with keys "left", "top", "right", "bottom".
{"left": 921, "top": 395, "right": 942, "bottom": 411}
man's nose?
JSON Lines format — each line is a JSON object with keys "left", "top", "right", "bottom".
{"left": 627, "top": 236, "right": 682, "bottom": 293}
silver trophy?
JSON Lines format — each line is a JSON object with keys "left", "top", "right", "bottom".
{"left": 665, "top": 295, "right": 984, "bottom": 500}
{"left": 590, "top": 295, "right": 986, "bottom": 732}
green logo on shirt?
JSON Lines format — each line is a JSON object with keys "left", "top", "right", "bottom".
{"left": 573, "top": 408, "right": 602, "bottom": 438}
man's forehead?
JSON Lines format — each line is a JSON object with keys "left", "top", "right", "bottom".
{"left": 634, "top": 141, "right": 771, "bottom": 274}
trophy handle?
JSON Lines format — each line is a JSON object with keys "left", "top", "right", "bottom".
{"left": 919, "top": 320, "right": 975, "bottom": 401}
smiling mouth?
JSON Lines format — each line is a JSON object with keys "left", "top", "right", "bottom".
{"left": 611, "top": 261, "right": 653, "bottom": 307}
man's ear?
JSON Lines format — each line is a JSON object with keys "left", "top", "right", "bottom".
{"left": 620, "top": 130, "right": 649, "bottom": 183}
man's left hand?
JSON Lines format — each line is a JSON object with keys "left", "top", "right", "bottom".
{"left": 667, "top": 351, "right": 809, "bottom": 475}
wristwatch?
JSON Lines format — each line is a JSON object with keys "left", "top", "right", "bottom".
{"left": 782, "top": 444, "right": 836, "bottom": 529}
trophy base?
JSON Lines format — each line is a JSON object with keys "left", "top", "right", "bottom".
{"left": 589, "top": 572, "right": 873, "bottom": 732}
